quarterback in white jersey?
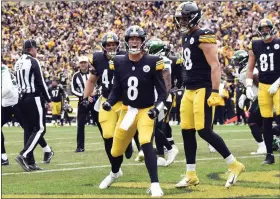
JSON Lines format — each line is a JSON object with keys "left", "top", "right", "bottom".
{"left": 231, "top": 50, "right": 267, "bottom": 155}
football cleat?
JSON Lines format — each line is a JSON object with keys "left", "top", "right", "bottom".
{"left": 165, "top": 147, "right": 178, "bottom": 166}
{"left": 99, "top": 169, "right": 123, "bottom": 189}
{"left": 225, "top": 160, "right": 245, "bottom": 188}
{"left": 135, "top": 150, "right": 144, "bottom": 162}
{"left": 208, "top": 144, "right": 216, "bottom": 153}
{"left": 262, "top": 154, "right": 275, "bottom": 165}
{"left": 147, "top": 182, "right": 163, "bottom": 197}
{"left": 157, "top": 157, "right": 167, "bottom": 167}
{"left": 15, "top": 155, "right": 31, "bottom": 172}
{"left": 172, "top": 144, "right": 179, "bottom": 154}
{"left": 28, "top": 164, "right": 42, "bottom": 171}
{"left": 1, "top": 158, "right": 9, "bottom": 166}
{"left": 175, "top": 171, "right": 199, "bottom": 188}
{"left": 250, "top": 146, "right": 267, "bottom": 155}
{"left": 42, "top": 150, "right": 54, "bottom": 164}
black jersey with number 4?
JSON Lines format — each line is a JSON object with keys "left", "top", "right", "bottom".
{"left": 251, "top": 38, "right": 280, "bottom": 84}
{"left": 107, "top": 54, "right": 166, "bottom": 109}
{"left": 182, "top": 28, "right": 216, "bottom": 89}
{"left": 48, "top": 84, "right": 66, "bottom": 102}
{"left": 91, "top": 51, "right": 126, "bottom": 98}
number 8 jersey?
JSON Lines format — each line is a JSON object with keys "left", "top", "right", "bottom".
{"left": 250, "top": 38, "right": 280, "bottom": 84}
{"left": 182, "top": 28, "right": 216, "bottom": 89}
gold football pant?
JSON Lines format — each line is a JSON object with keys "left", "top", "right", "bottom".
{"left": 98, "top": 97, "right": 122, "bottom": 139}
{"left": 52, "top": 101, "right": 62, "bottom": 115}
{"left": 180, "top": 88, "right": 214, "bottom": 130}
{"left": 111, "top": 106, "right": 154, "bottom": 157}
{"left": 258, "top": 83, "right": 280, "bottom": 118}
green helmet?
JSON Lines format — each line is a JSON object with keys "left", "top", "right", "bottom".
{"left": 231, "top": 50, "right": 249, "bottom": 70}
{"left": 145, "top": 38, "right": 165, "bottom": 56}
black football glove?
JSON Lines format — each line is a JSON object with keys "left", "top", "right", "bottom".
{"left": 80, "top": 98, "right": 89, "bottom": 109}
{"left": 147, "top": 108, "right": 159, "bottom": 119}
{"left": 102, "top": 101, "right": 112, "bottom": 111}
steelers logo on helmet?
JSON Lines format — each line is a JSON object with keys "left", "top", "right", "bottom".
{"left": 101, "top": 31, "right": 120, "bottom": 59}
{"left": 257, "top": 18, "right": 277, "bottom": 41}
{"left": 175, "top": 2, "right": 202, "bottom": 34}
{"left": 124, "top": 25, "right": 147, "bottom": 54}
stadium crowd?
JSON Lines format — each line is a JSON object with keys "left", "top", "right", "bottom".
{"left": 1, "top": 0, "right": 280, "bottom": 125}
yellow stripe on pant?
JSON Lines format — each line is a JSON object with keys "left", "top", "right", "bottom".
{"left": 111, "top": 105, "right": 154, "bottom": 157}
{"left": 98, "top": 97, "right": 122, "bottom": 139}
{"left": 258, "top": 83, "right": 280, "bottom": 117}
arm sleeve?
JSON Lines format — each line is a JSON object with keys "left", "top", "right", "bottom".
{"left": 107, "top": 61, "right": 121, "bottom": 106}
{"left": 70, "top": 73, "right": 83, "bottom": 97}
{"left": 154, "top": 59, "right": 167, "bottom": 106}
{"left": 32, "top": 59, "right": 51, "bottom": 102}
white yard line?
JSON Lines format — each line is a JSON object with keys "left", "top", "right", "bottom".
{"left": 56, "top": 162, "right": 85, "bottom": 166}
{"left": 3, "top": 154, "right": 278, "bottom": 176}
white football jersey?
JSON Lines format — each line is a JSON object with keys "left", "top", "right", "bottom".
{"left": 239, "top": 65, "right": 259, "bottom": 97}
{"left": 1, "top": 65, "right": 19, "bottom": 107}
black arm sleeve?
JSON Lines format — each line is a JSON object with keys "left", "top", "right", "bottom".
{"left": 107, "top": 70, "right": 122, "bottom": 106}
{"left": 154, "top": 69, "right": 167, "bottom": 106}
{"left": 70, "top": 73, "right": 83, "bottom": 97}
{"left": 32, "top": 59, "right": 51, "bottom": 102}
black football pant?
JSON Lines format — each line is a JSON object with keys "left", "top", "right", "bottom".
{"left": 18, "top": 94, "right": 47, "bottom": 165}
{"left": 1, "top": 104, "right": 47, "bottom": 159}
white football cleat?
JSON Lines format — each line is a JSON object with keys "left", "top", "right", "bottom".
{"left": 147, "top": 182, "right": 163, "bottom": 197}
{"left": 99, "top": 169, "right": 123, "bottom": 189}
{"left": 208, "top": 144, "right": 216, "bottom": 153}
{"left": 166, "top": 147, "right": 178, "bottom": 166}
{"left": 135, "top": 150, "right": 144, "bottom": 162}
{"left": 172, "top": 144, "right": 179, "bottom": 154}
{"left": 157, "top": 157, "right": 167, "bottom": 167}
{"left": 250, "top": 147, "right": 267, "bottom": 155}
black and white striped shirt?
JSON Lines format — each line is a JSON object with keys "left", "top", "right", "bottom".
{"left": 71, "top": 70, "right": 89, "bottom": 100}
{"left": 14, "top": 54, "right": 51, "bottom": 102}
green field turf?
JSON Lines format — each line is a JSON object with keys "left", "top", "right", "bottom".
{"left": 1, "top": 125, "right": 279, "bottom": 198}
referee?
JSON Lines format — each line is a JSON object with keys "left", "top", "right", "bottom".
{"left": 14, "top": 39, "right": 52, "bottom": 171}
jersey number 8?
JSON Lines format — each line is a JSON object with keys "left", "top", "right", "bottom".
{"left": 183, "top": 48, "right": 193, "bottom": 70}
{"left": 127, "top": 76, "right": 138, "bottom": 101}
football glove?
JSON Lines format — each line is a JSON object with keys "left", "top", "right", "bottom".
{"left": 268, "top": 78, "right": 280, "bottom": 95}
{"left": 80, "top": 98, "right": 89, "bottom": 109}
{"left": 207, "top": 90, "right": 221, "bottom": 107}
{"left": 102, "top": 101, "right": 112, "bottom": 111}
{"left": 238, "top": 94, "right": 247, "bottom": 109}
{"left": 246, "top": 86, "right": 255, "bottom": 101}
{"left": 147, "top": 108, "right": 159, "bottom": 119}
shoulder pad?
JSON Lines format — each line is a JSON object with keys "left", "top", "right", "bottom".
{"left": 199, "top": 28, "right": 216, "bottom": 44}
{"left": 92, "top": 51, "right": 104, "bottom": 61}
{"left": 58, "top": 84, "right": 63, "bottom": 89}
{"left": 156, "top": 58, "right": 164, "bottom": 71}
{"left": 249, "top": 37, "right": 261, "bottom": 50}
{"left": 89, "top": 66, "right": 98, "bottom": 75}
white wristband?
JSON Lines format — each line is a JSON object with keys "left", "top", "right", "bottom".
{"left": 246, "top": 78, "right": 253, "bottom": 87}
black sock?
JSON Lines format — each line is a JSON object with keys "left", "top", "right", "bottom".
{"left": 155, "top": 129, "right": 164, "bottom": 156}
{"left": 104, "top": 138, "right": 123, "bottom": 173}
{"left": 134, "top": 131, "right": 141, "bottom": 151}
{"left": 248, "top": 123, "right": 263, "bottom": 143}
{"left": 198, "top": 128, "right": 231, "bottom": 159}
{"left": 263, "top": 118, "right": 273, "bottom": 154}
{"left": 182, "top": 129, "right": 197, "bottom": 164}
{"left": 164, "top": 122, "right": 175, "bottom": 145}
{"left": 1, "top": 131, "right": 6, "bottom": 154}
{"left": 104, "top": 138, "right": 113, "bottom": 164}
{"left": 142, "top": 143, "right": 158, "bottom": 183}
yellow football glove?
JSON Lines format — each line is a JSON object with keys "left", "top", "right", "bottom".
{"left": 207, "top": 90, "right": 222, "bottom": 107}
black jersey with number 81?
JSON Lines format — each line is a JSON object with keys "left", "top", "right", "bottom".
{"left": 251, "top": 38, "right": 280, "bottom": 84}
{"left": 182, "top": 28, "right": 216, "bottom": 89}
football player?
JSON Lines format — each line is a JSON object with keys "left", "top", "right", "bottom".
{"left": 102, "top": 25, "right": 166, "bottom": 197}
{"left": 83, "top": 31, "right": 133, "bottom": 189}
{"left": 145, "top": 38, "right": 178, "bottom": 166}
{"left": 175, "top": 2, "right": 245, "bottom": 188}
{"left": 48, "top": 78, "right": 68, "bottom": 127}
{"left": 246, "top": 18, "right": 280, "bottom": 164}
{"left": 232, "top": 50, "right": 266, "bottom": 154}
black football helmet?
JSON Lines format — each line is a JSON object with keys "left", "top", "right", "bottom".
{"left": 257, "top": 18, "right": 277, "bottom": 40}
{"left": 124, "top": 25, "right": 146, "bottom": 54}
{"left": 101, "top": 32, "right": 120, "bottom": 58}
{"left": 175, "top": 2, "right": 202, "bottom": 34}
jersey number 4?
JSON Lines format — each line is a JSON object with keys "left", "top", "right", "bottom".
{"left": 183, "top": 48, "right": 193, "bottom": 70}
{"left": 127, "top": 76, "right": 138, "bottom": 100}
{"left": 102, "top": 69, "right": 114, "bottom": 88}
{"left": 259, "top": 53, "right": 274, "bottom": 72}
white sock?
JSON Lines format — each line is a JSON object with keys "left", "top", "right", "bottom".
{"left": 43, "top": 145, "right": 51, "bottom": 153}
{"left": 186, "top": 164, "right": 196, "bottom": 171}
{"left": 258, "top": 141, "right": 266, "bottom": 148}
{"left": 2, "top": 153, "right": 8, "bottom": 160}
{"left": 225, "top": 154, "right": 235, "bottom": 165}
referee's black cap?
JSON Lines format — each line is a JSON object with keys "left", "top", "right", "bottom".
{"left": 23, "top": 39, "right": 37, "bottom": 51}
